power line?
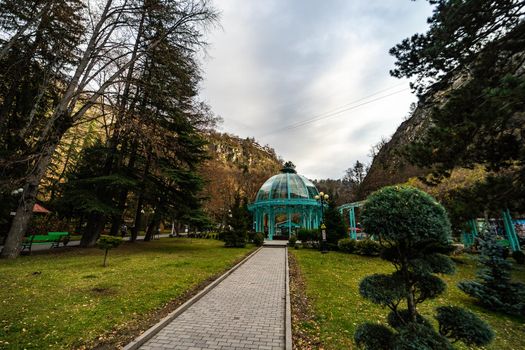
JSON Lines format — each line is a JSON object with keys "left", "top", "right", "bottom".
{"left": 260, "top": 87, "right": 410, "bottom": 137}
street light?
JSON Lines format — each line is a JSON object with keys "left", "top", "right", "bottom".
{"left": 314, "top": 191, "right": 329, "bottom": 254}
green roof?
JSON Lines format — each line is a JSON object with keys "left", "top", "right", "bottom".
{"left": 254, "top": 168, "right": 319, "bottom": 202}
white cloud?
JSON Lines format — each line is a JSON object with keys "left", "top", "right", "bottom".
{"left": 199, "top": 0, "right": 433, "bottom": 179}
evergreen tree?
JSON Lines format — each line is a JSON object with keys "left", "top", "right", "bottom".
{"left": 1, "top": 0, "right": 217, "bottom": 258}
{"left": 224, "top": 194, "right": 250, "bottom": 247}
{"left": 390, "top": 0, "right": 525, "bottom": 211}
{"left": 324, "top": 199, "right": 347, "bottom": 245}
{"left": 458, "top": 232, "right": 525, "bottom": 316}
{"left": 355, "top": 186, "right": 493, "bottom": 349}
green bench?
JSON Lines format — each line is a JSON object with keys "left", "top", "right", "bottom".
{"left": 22, "top": 232, "right": 70, "bottom": 254}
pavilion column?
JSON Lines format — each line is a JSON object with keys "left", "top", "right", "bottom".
{"left": 269, "top": 208, "right": 274, "bottom": 240}
{"left": 287, "top": 207, "right": 292, "bottom": 238}
{"left": 256, "top": 209, "right": 261, "bottom": 232}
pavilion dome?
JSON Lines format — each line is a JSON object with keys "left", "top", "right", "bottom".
{"left": 255, "top": 166, "right": 320, "bottom": 202}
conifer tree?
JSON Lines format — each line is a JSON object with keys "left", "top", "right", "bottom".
{"left": 458, "top": 232, "right": 525, "bottom": 316}
{"left": 355, "top": 186, "right": 493, "bottom": 350}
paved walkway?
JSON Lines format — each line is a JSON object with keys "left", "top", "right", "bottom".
{"left": 139, "top": 247, "right": 287, "bottom": 350}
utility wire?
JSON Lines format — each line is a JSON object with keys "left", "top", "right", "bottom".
{"left": 260, "top": 87, "right": 410, "bottom": 137}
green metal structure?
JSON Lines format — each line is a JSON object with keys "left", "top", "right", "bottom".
{"left": 248, "top": 166, "right": 323, "bottom": 240}
{"left": 338, "top": 201, "right": 364, "bottom": 239}
{"left": 461, "top": 210, "right": 522, "bottom": 252}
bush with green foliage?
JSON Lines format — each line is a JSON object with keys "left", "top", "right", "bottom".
{"left": 435, "top": 306, "right": 494, "bottom": 346}
{"left": 288, "top": 235, "right": 297, "bottom": 247}
{"left": 297, "top": 228, "right": 319, "bottom": 242}
{"left": 223, "top": 194, "right": 250, "bottom": 248}
{"left": 253, "top": 232, "right": 264, "bottom": 247}
{"left": 355, "top": 186, "right": 493, "bottom": 349}
{"left": 355, "top": 239, "right": 381, "bottom": 256}
{"left": 223, "top": 230, "right": 247, "bottom": 248}
{"left": 458, "top": 233, "right": 525, "bottom": 316}
{"left": 97, "top": 235, "right": 122, "bottom": 267}
{"left": 512, "top": 250, "right": 525, "bottom": 265}
{"left": 338, "top": 238, "right": 356, "bottom": 253}
{"left": 324, "top": 200, "right": 347, "bottom": 244}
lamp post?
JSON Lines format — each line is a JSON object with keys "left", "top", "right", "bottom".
{"left": 314, "top": 191, "right": 329, "bottom": 254}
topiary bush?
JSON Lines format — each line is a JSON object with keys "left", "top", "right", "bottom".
{"left": 354, "top": 323, "right": 394, "bottom": 350}
{"left": 354, "top": 185, "right": 493, "bottom": 349}
{"left": 97, "top": 235, "right": 122, "bottom": 267}
{"left": 435, "top": 306, "right": 494, "bottom": 346}
{"left": 458, "top": 232, "right": 525, "bottom": 315}
{"left": 355, "top": 239, "right": 381, "bottom": 256}
{"left": 338, "top": 238, "right": 356, "bottom": 253}
{"left": 253, "top": 232, "right": 264, "bottom": 247}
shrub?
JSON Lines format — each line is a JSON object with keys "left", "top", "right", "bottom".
{"left": 387, "top": 309, "right": 432, "bottom": 330}
{"left": 97, "top": 235, "right": 122, "bottom": 267}
{"left": 223, "top": 230, "right": 247, "bottom": 248}
{"left": 392, "top": 323, "right": 453, "bottom": 350}
{"left": 435, "top": 306, "right": 494, "bottom": 346}
{"left": 297, "top": 228, "right": 319, "bottom": 242}
{"left": 355, "top": 185, "right": 492, "bottom": 349}
{"left": 338, "top": 238, "right": 356, "bottom": 253}
{"left": 355, "top": 239, "right": 381, "bottom": 256}
{"left": 288, "top": 235, "right": 297, "bottom": 247}
{"left": 458, "top": 233, "right": 525, "bottom": 315}
{"left": 512, "top": 250, "right": 525, "bottom": 265}
{"left": 253, "top": 232, "right": 264, "bottom": 247}
{"left": 354, "top": 323, "right": 394, "bottom": 350}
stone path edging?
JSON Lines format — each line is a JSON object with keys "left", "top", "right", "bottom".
{"left": 285, "top": 247, "right": 292, "bottom": 350}
{"left": 123, "top": 246, "right": 263, "bottom": 350}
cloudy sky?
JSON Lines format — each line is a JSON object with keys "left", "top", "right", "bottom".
{"left": 199, "top": 0, "right": 433, "bottom": 180}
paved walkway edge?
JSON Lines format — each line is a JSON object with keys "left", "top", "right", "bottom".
{"left": 123, "top": 247, "right": 263, "bottom": 350}
{"left": 285, "top": 247, "right": 292, "bottom": 350}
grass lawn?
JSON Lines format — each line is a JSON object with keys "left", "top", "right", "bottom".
{"left": 0, "top": 238, "right": 255, "bottom": 349}
{"left": 291, "top": 249, "right": 525, "bottom": 350}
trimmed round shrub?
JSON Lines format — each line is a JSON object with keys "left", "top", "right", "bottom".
{"left": 338, "top": 238, "right": 356, "bottom": 253}
{"left": 354, "top": 322, "right": 394, "bottom": 350}
{"left": 253, "top": 232, "right": 264, "bottom": 247}
{"left": 435, "top": 306, "right": 494, "bottom": 346}
{"left": 392, "top": 322, "right": 453, "bottom": 350}
{"left": 411, "top": 253, "right": 455, "bottom": 275}
{"left": 387, "top": 309, "right": 432, "bottom": 330}
{"left": 359, "top": 273, "right": 406, "bottom": 307}
{"left": 355, "top": 239, "right": 381, "bottom": 256}
{"left": 361, "top": 185, "right": 452, "bottom": 245}
{"left": 414, "top": 274, "right": 447, "bottom": 301}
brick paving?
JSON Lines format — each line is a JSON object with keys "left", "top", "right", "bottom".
{"left": 140, "top": 247, "right": 287, "bottom": 350}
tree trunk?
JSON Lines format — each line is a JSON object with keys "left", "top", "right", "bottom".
{"left": 103, "top": 248, "right": 108, "bottom": 267}
{"left": 401, "top": 254, "right": 417, "bottom": 322}
{"left": 131, "top": 193, "right": 144, "bottom": 242}
{"left": 1, "top": 139, "right": 58, "bottom": 258}
{"left": 144, "top": 220, "right": 156, "bottom": 241}
{"left": 80, "top": 212, "right": 105, "bottom": 247}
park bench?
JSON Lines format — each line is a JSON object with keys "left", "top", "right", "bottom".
{"left": 21, "top": 232, "right": 70, "bottom": 254}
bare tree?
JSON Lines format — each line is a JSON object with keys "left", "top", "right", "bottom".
{"left": 1, "top": 0, "right": 218, "bottom": 258}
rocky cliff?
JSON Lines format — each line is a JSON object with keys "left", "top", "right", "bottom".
{"left": 199, "top": 131, "right": 282, "bottom": 223}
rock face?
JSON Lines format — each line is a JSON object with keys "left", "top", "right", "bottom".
{"left": 199, "top": 131, "right": 282, "bottom": 223}
{"left": 360, "top": 101, "right": 431, "bottom": 197}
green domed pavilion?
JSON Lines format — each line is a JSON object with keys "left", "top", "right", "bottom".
{"left": 248, "top": 165, "right": 323, "bottom": 240}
